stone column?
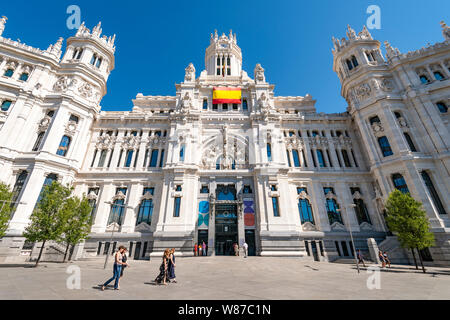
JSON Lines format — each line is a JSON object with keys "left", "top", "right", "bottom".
{"left": 236, "top": 180, "right": 245, "bottom": 248}
{"left": 310, "top": 182, "right": 330, "bottom": 232}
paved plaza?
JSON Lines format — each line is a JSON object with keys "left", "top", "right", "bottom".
{"left": 0, "top": 256, "right": 449, "bottom": 300}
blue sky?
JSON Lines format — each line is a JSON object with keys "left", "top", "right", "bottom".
{"left": 1, "top": 1, "right": 448, "bottom": 112}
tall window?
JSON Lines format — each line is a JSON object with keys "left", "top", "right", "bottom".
{"left": 403, "top": 132, "right": 417, "bottom": 152}
{"left": 326, "top": 150, "right": 333, "bottom": 167}
{"left": 378, "top": 136, "right": 393, "bottom": 157}
{"left": 311, "top": 149, "right": 317, "bottom": 167}
{"left": 56, "top": 135, "right": 71, "bottom": 157}
{"left": 436, "top": 101, "right": 448, "bottom": 113}
{"left": 1, "top": 100, "right": 12, "bottom": 111}
{"left": 87, "top": 187, "right": 99, "bottom": 219}
{"left": 317, "top": 149, "right": 326, "bottom": 167}
{"left": 272, "top": 197, "right": 280, "bottom": 217}
{"left": 36, "top": 174, "right": 58, "bottom": 205}
{"left": 350, "top": 149, "right": 358, "bottom": 167}
{"left": 297, "top": 188, "right": 314, "bottom": 224}
{"left": 324, "top": 188, "right": 342, "bottom": 224}
{"left": 243, "top": 99, "right": 248, "bottom": 110}
{"left": 421, "top": 171, "right": 446, "bottom": 215}
{"left": 292, "top": 150, "right": 300, "bottom": 167}
{"left": 159, "top": 149, "right": 165, "bottom": 167}
{"left": 341, "top": 150, "right": 351, "bottom": 167}
{"left": 137, "top": 188, "right": 154, "bottom": 225}
{"left": 108, "top": 188, "right": 127, "bottom": 225}
{"left": 149, "top": 149, "right": 159, "bottom": 167}
{"left": 351, "top": 190, "right": 371, "bottom": 224}
{"left": 392, "top": 173, "right": 409, "bottom": 194}
{"left": 10, "top": 171, "right": 28, "bottom": 213}
{"left": 434, "top": 71, "right": 444, "bottom": 80}
{"left": 125, "top": 150, "right": 134, "bottom": 167}
{"left": 98, "top": 149, "right": 107, "bottom": 167}
{"left": 173, "top": 197, "right": 181, "bottom": 217}
{"left": 419, "top": 75, "right": 430, "bottom": 84}
{"left": 19, "top": 73, "right": 29, "bottom": 81}
{"left": 32, "top": 132, "right": 45, "bottom": 151}
{"left": 267, "top": 143, "right": 272, "bottom": 162}
{"left": 301, "top": 150, "right": 308, "bottom": 167}
{"left": 179, "top": 144, "right": 185, "bottom": 162}
{"left": 203, "top": 99, "right": 208, "bottom": 110}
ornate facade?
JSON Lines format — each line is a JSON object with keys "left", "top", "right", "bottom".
{"left": 0, "top": 18, "right": 449, "bottom": 265}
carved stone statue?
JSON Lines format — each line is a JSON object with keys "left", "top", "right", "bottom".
{"left": 0, "top": 16, "right": 7, "bottom": 37}
{"left": 441, "top": 21, "right": 450, "bottom": 41}
{"left": 254, "top": 64, "right": 265, "bottom": 83}
{"left": 184, "top": 63, "right": 195, "bottom": 82}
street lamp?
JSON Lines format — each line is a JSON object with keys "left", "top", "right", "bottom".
{"left": 338, "top": 203, "right": 359, "bottom": 274}
{"left": 103, "top": 201, "right": 134, "bottom": 269}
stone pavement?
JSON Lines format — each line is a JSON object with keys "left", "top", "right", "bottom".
{"left": 0, "top": 256, "right": 449, "bottom": 300}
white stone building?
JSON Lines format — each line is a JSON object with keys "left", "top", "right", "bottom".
{"left": 0, "top": 18, "right": 448, "bottom": 265}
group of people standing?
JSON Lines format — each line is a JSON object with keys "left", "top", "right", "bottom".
{"left": 154, "top": 248, "right": 177, "bottom": 285}
{"left": 194, "top": 242, "right": 207, "bottom": 256}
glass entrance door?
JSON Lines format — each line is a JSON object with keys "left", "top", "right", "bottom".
{"left": 215, "top": 203, "right": 238, "bottom": 256}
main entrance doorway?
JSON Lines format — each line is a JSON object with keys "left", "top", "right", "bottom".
{"left": 215, "top": 203, "right": 238, "bottom": 256}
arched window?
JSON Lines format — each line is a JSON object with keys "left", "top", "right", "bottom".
{"left": 11, "top": 171, "right": 28, "bottom": 212}
{"left": 378, "top": 136, "right": 393, "bottom": 157}
{"left": 56, "top": 135, "right": 71, "bottom": 157}
{"left": 108, "top": 188, "right": 127, "bottom": 225}
{"left": 292, "top": 149, "right": 300, "bottom": 168}
{"left": 69, "top": 114, "right": 79, "bottom": 123}
{"left": 297, "top": 188, "right": 314, "bottom": 224}
{"left": 1, "top": 100, "right": 12, "bottom": 111}
{"left": 369, "top": 116, "right": 380, "bottom": 125}
{"left": 324, "top": 188, "right": 342, "bottom": 224}
{"left": 124, "top": 150, "right": 134, "bottom": 167}
{"left": 36, "top": 173, "right": 58, "bottom": 205}
{"left": 403, "top": 132, "right": 417, "bottom": 152}
{"left": 19, "top": 73, "right": 29, "bottom": 81}
{"left": 136, "top": 199, "right": 153, "bottom": 225}
{"left": 32, "top": 131, "right": 45, "bottom": 151}
{"left": 392, "top": 173, "right": 409, "bottom": 194}
{"left": 419, "top": 75, "right": 430, "bottom": 84}
{"left": 433, "top": 71, "right": 444, "bottom": 81}
{"left": 98, "top": 149, "right": 108, "bottom": 167}
{"left": 436, "top": 101, "right": 448, "bottom": 113}
{"left": 4, "top": 68, "right": 14, "bottom": 77}
{"left": 346, "top": 59, "right": 353, "bottom": 71}
{"left": 90, "top": 54, "right": 97, "bottom": 65}
{"left": 267, "top": 143, "right": 272, "bottom": 162}
{"left": 149, "top": 149, "right": 159, "bottom": 167}
{"left": 421, "top": 171, "right": 446, "bottom": 215}
{"left": 96, "top": 57, "right": 102, "bottom": 68}
{"left": 317, "top": 149, "right": 326, "bottom": 167}
{"left": 353, "top": 198, "right": 371, "bottom": 224}
{"left": 351, "top": 55, "right": 358, "bottom": 68}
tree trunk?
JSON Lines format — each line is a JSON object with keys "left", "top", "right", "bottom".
{"left": 63, "top": 243, "right": 70, "bottom": 263}
{"left": 68, "top": 244, "right": 75, "bottom": 261}
{"left": 35, "top": 240, "right": 46, "bottom": 267}
{"left": 417, "top": 248, "right": 426, "bottom": 273}
{"left": 411, "top": 248, "right": 418, "bottom": 270}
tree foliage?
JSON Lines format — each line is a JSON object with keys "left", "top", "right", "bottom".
{"left": 0, "top": 182, "right": 13, "bottom": 238}
{"left": 23, "top": 181, "right": 72, "bottom": 266}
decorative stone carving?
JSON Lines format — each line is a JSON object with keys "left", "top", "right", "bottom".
{"left": 53, "top": 76, "right": 70, "bottom": 92}
{"left": 96, "top": 134, "right": 115, "bottom": 149}
{"left": 360, "top": 221, "right": 374, "bottom": 231}
{"left": 65, "top": 120, "right": 77, "bottom": 134}
{"left": 302, "top": 222, "right": 317, "bottom": 231}
{"left": 397, "top": 117, "right": 408, "bottom": 128}
{"left": 0, "top": 16, "right": 7, "bottom": 37}
{"left": 379, "top": 78, "right": 394, "bottom": 92}
{"left": 135, "top": 222, "right": 151, "bottom": 232}
{"left": 353, "top": 83, "right": 372, "bottom": 101}
{"left": 441, "top": 21, "right": 450, "bottom": 41}
{"left": 112, "top": 191, "right": 126, "bottom": 201}
{"left": 78, "top": 82, "right": 94, "bottom": 98}
{"left": 254, "top": 63, "right": 265, "bottom": 83}
{"left": 105, "top": 222, "right": 120, "bottom": 232}
{"left": 121, "top": 135, "right": 140, "bottom": 150}
{"left": 330, "top": 221, "right": 346, "bottom": 231}
{"left": 38, "top": 116, "right": 51, "bottom": 131}
{"left": 184, "top": 63, "right": 195, "bottom": 82}
{"left": 371, "top": 122, "right": 384, "bottom": 136}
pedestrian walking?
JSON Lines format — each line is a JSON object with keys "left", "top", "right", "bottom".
{"left": 198, "top": 244, "right": 202, "bottom": 257}
{"left": 357, "top": 249, "right": 366, "bottom": 267}
{"left": 155, "top": 249, "right": 170, "bottom": 285}
{"left": 243, "top": 242, "right": 248, "bottom": 258}
{"left": 202, "top": 241, "right": 206, "bottom": 256}
{"left": 118, "top": 248, "right": 130, "bottom": 289}
{"left": 378, "top": 250, "right": 386, "bottom": 268}
{"left": 168, "top": 248, "right": 177, "bottom": 283}
{"left": 194, "top": 243, "right": 198, "bottom": 256}
{"left": 383, "top": 251, "right": 391, "bottom": 268}
{"left": 234, "top": 243, "right": 239, "bottom": 256}
{"left": 101, "top": 246, "right": 128, "bottom": 291}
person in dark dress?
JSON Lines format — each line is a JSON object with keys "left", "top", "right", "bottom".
{"left": 168, "top": 248, "right": 177, "bottom": 283}
{"left": 118, "top": 248, "right": 128, "bottom": 289}
{"left": 155, "top": 249, "right": 170, "bottom": 285}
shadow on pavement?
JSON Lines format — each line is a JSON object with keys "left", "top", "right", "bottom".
{"left": 0, "top": 264, "right": 35, "bottom": 268}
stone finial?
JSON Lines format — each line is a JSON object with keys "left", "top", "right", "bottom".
{"left": 184, "top": 63, "right": 196, "bottom": 82}
{"left": 254, "top": 63, "right": 265, "bottom": 83}
{"left": 214, "top": 29, "right": 218, "bottom": 40}
{"left": 346, "top": 25, "right": 357, "bottom": 40}
{"left": 441, "top": 21, "right": 450, "bottom": 41}
{"left": 0, "top": 16, "right": 7, "bottom": 37}
{"left": 92, "top": 21, "right": 102, "bottom": 37}
{"left": 384, "top": 40, "right": 400, "bottom": 59}
{"left": 360, "top": 25, "right": 373, "bottom": 40}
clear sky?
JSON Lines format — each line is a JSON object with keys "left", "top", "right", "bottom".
{"left": 1, "top": 0, "right": 449, "bottom": 112}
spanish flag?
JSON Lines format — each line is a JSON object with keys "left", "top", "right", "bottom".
{"left": 213, "top": 87, "right": 242, "bottom": 104}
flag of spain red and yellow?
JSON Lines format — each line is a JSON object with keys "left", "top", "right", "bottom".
{"left": 212, "top": 87, "right": 242, "bottom": 104}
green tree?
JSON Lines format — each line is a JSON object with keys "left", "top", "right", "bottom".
{"left": 0, "top": 182, "right": 13, "bottom": 238}
{"left": 385, "top": 189, "right": 435, "bottom": 273}
{"left": 23, "top": 181, "right": 72, "bottom": 267}
{"left": 59, "top": 195, "right": 93, "bottom": 262}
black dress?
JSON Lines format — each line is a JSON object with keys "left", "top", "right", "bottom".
{"left": 120, "top": 254, "right": 127, "bottom": 277}
{"left": 168, "top": 254, "right": 176, "bottom": 280}
{"left": 155, "top": 256, "right": 168, "bottom": 284}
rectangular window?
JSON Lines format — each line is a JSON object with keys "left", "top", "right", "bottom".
{"left": 317, "top": 149, "right": 326, "bottom": 167}
{"left": 90, "top": 149, "right": 98, "bottom": 167}
{"left": 98, "top": 150, "right": 107, "bottom": 167}
{"left": 292, "top": 150, "right": 300, "bottom": 167}
{"left": 143, "top": 149, "right": 149, "bottom": 167}
{"left": 180, "top": 145, "right": 185, "bottom": 162}
{"left": 125, "top": 150, "right": 134, "bottom": 167}
{"left": 149, "top": 149, "right": 159, "bottom": 167}
{"left": 222, "top": 103, "right": 228, "bottom": 110}
{"left": 173, "top": 197, "right": 181, "bottom": 217}
{"left": 1, "top": 100, "right": 12, "bottom": 111}
{"left": 272, "top": 197, "right": 280, "bottom": 217}
{"left": 243, "top": 99, "right": 248, "bottom": 110}
{"left": 342, "top": 150, "right": 351, "bottom": 167}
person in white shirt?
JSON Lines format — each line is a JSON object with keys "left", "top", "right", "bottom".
{"left": 243, "top": 242, "right": 249, "bottom": 258}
